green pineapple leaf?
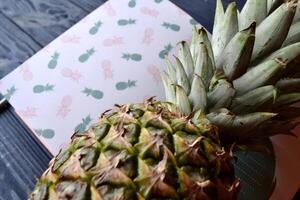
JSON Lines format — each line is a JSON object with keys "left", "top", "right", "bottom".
{"left": 116, "top": 80, "right": 137, "bottom": 91}
{"left": 3, "top": 86, "right": 17, "bottom": 100}
{"left": 122, "top": 53, "right": 142, "bottom": 61}
{"left": 48, "top": 52, "right": 60, "bottom": 69}
{"left": 89, "top": 21, "right": 102, "bottom": 35}
{"left": 128, "top": 0, "right": 136, "bottom": 8}
{"left": 75, "top": 115, "right": 92, "bottom": 133}
{"left": 162, "top": 22, "right": 180, "bottom": 31}
{"left": 118, "top": 19, "right": 136, "bottom": 26}
{"left": 91, "top": 90, "right": 104, "bottom": 99}
{"left": 34, "top": 129, "right": 55, "bottom": 139}
{"left": 79, "top": 48, "right": 95, "bottom": 63}
{"left": 82, "top": 88, "right": 103, "bottom": 100}
{"left": 189, "top": 19, "right": 198, "bottom": 25}
{"left": 33, "top": 84, "right": 54, "bottom": 94}
{"left": 159, "top": 44, "right": 173, "bottom": 59}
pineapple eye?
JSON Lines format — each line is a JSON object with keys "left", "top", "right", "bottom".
{"left": 129, "top": 108, "right": 145, "bottom": 118}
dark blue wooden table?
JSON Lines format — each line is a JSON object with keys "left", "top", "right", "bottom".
{"left": 3, "top": 1, "right": 281, "bottom": 200}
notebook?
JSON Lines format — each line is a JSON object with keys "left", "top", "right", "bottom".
{"left": 0, "top": 0, "right": 198, "bottom": 154}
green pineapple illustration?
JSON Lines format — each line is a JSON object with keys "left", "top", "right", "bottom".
{"left": 162, "top": 22, "right": 180, "bottom": 32}
{"left": 48, "top": 52, "right": 60, "bottom": 69}
{"left": 79, "top": 48, "right": 95, "bottom": 63}
{"left": 154, "top": 0, "right": 163, "bottom": 2}
{"left": 89, "top": 21, "right": 102, "bottom": 35}
{"left": 159, "top": 43, "right": 173, "bottom": 59}
{"left": 189, "top": 18, "right": 198, "bottom": 25}
{"left": 3, "top": 86, "right": 17, "bottom": 101}
{"left": 116, "top": 80, "right": 137, "bottom": 91}
{"left": 33, "top": 84, "right": 54, "bottom": 94}
{"left": 75, "top": 115, "right": 92, "bottom": 133}
{"left": 122, "top": 53, "right": 142, "bottom": 61}
{"left": 117, "top": 19, "right": 136, "bottom": 26}
{"left": 82, "top": 87, "right": 104, "bottom": 100}
{"left": 128, "top": 0, "right": 136, "bottom": 7}
{"left": 35, "top": 129, "right": 55, "bottom": 139}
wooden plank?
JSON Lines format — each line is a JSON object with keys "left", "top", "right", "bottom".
{"left": 170, "top": 0, "right": 247, "bottom": 32}
{"left": 0, "top": 12, "right": 41, "bottom": 79}
{"left": 68, "top": 0, "right": 246, "bottom": 33}
{"left": 68, "top": 0, "right": 107, "bottom": 12}
{"left": 0, "top": 105, "right": 52, "bottom": 200}
{"left": 0, "top": 0, "right": 88, "bottom": 46}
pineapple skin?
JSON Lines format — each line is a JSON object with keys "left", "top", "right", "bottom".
{"left": 30, "top": 100, "right": 239, "bottom": 200}
{"left": 29, "top": 0, "right": 300, "bottom": 199}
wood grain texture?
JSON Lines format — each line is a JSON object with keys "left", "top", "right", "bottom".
{"left": 0, "top": 12, "right": 41, "bottom": 78}
{"left": 69, "top": 0, "right": 107, "bottom": 12}
{"left": 0, "top": 104, "right": 52, "bottom": 200}
{"left": 0, "top": 0, "right": 88, "bottom": 46}
{"left": 68, "top": 0, "right": 247, "bottom": 32}
{"left": 171, "top": 0, "right": 246, "bottom": 32}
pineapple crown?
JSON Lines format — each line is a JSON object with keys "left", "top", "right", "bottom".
{"left": 162, "top": 0, "right": 300, "bottom": 145}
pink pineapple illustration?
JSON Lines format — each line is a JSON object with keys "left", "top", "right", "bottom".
{"left": 19, "top": 64, "right": 33, "bottom": 81}
{"left": 60, "top": 35, "right": 81, "bottom": 44}
{"left": 142, "top": 28, "right": 154, "bottom": 45}
{"left": 61, "top": 68, "right": 83, "bottom": 82}
{"left": 18, "top": 107, "right": 37, "bottom": 118}
{"left": 57, "top": 95, "right": 72, "bottom": 118}
{"left": 103, "top": 2, "right": 116, "bottom": 17}
{"left": 42, "top": 43, "right": 53, "bottom": 53}
{"left": 140, "top": 7, "right": 160, "bottom": 18}
{"left": 101, "top": 60, "right": 114, "bottom": 80}
{"left": 147, "top": 64, "right": 161, "bottom": 84}
{"left": 177, "top": 8, "right": 186, "bottom": 16}
{"left": 102, "top": 36, "right": 124, "bottom": 47}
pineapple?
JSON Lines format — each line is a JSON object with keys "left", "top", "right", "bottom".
{"left": 30, "top": 0, "right": 300, "bottom": 199}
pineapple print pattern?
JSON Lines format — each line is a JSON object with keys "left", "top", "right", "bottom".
{"left": 89, "top": 21, "right": 102, "bottom": 35}
{"left": 117, "top": 19, "right": 136, "bottom": 26}
{"left": 79, "top": 48, "right": 95, "bottom": 63}
{"left": 116, "top": 80, "right": 137, "bottom": 91}
{"left": 162, "top": 22, "right": 180, "bottom": 31}
{"left": 35, "top": 129, "right": 55, "bottom": 139}
{"left": 3, "top": 86, "right": 17, "bottom": 101}
{"left": 74, "top": 115, "right": 92, "bottom": 133}
{"left": 159, "top": 43, "right": 173, "bottom": 59}
{"left": 0, "top": 0, "right": 198, "bottom": 155}
{"left": 189, "top": 18, "right": 198, "bottom": 25}
{"left": 122, "top": 53, "right": 142, "bottom": 61}
{"left": 82, "top": 87, "right": 104, "bottom": 100}
{"left": 48, "top": 52, "right": 60, "bottom": 69}
{"left": 33, "top": 84, "right": 54, "bottom": 94}
{"left": 128, "top": 0, "right": 136, "bottom": 8}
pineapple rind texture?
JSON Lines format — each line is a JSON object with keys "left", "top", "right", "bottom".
{"left": 30, "top": 101, "right": 239, "bottom": 200}
{"left": 30, "top": 0, "right": 300, "bottom": 199}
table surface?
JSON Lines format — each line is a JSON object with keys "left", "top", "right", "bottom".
{"left": 2, "top": 1, "right": 289, "bottom": 200}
